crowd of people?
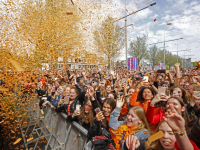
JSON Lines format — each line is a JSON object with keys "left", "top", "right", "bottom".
{"left": 18, "top": 63, "right": 200, "bottom": 150}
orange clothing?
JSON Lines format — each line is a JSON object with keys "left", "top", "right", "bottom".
{"left": 130, "top": 91, "right": 162, "bottom": 113}
{"left": 130, "top": 91, "right": 148, "bottom": 112}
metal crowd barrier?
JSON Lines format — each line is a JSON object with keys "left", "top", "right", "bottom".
{"left": 18, "top": 96, "right": 88, "bottom": 150}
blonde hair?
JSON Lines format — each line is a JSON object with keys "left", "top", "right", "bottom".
{"left": 129, "top": 106, "right": 150, "bottom": 135}
{"left": 189, "top": 84, "right": 200, "bottom": 91}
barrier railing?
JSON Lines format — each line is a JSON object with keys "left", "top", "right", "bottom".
{"left": 19, "top": 96, "right": 88, "bottom": 150}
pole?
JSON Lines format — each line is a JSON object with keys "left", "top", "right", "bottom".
{"left": 184, "top": 50, "right": 185, "bottom": 68}
{"left": 164, "top": 31, "right": 165, "bottom": 68}
{"left": 177, "top": 43, "right": 178, "bottom": 63}
{"left": 125, "top": 0, "right": 128, "bottom": 68}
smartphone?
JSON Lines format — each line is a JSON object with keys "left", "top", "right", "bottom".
{"left": 95, "top": 107, "right": 101, "bottom": 114}
{"left": 158, "top": 70, "right": 166, "bottom": 73}
{"left": 110, "top": 70, "right": 114, "bottom": 75}
{"left": 158, "top": 87, "right": 166, "bottom": 96}
{"left": 173, "top": 90, "right": 179, "bottom": 96}
{"left": 135, "top": 77, "right": 141, "bottom": 81}
{"left": 165, "top": 90, "right": 170, "bottom": 96}
{"left": 143, "top": 76, "right": 149, "bottom": 82}
{"left": 122, "top": 78, "right": 127, "bottom": 83}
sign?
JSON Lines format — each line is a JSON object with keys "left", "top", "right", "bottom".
{"left": 128, "top": 57, "right": 137, "bottom": 70}
{"left": 158, "top": 63, "right": 164, "bottom": 69}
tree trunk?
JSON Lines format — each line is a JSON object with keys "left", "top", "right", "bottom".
{"left": 108, "top": 56, "right": 111, "bottom": 69}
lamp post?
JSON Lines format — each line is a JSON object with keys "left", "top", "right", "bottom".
{"left": 169, "top": 49, "right": 191, "bottom": 63}
{"left": 114, "top": 2, "right": 156, "bottom": 68}
{"left": 148, "top": 37, "right": 183, "bottom": 68}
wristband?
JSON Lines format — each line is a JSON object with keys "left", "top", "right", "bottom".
{"left": 173, "top": 130, "right": 186, "bottom": 137}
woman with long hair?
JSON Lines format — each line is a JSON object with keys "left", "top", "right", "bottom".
{"left": 66, "top": 99, "right": 94, "bottom": 130}
{"left": 87, "top": 98, "right": 116, "bottom": 142}
{"left": 124, "top": 105, "right": 199, "bottom": 150}
{"left": 130, "top": 81, "right": 155, "bottom": 112}
{"left": 146, "top": 96, "right": 190, "bottom": 128}
{"left": 109, "top": 98, "right": 150, "bottom": 150}
{"left": 55, "top": 78, "right": 85, "bottom": 115}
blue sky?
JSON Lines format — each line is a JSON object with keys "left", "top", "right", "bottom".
{"left": 104, "top": 0, "right": 200, "bottom": 62}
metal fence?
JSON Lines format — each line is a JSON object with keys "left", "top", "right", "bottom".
{"left": 17, "top": 96, "right": 88, "bottom": 150}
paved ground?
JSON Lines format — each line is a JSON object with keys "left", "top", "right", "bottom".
{"left": 2, "top": 125, "right": 51, "bottom": 150}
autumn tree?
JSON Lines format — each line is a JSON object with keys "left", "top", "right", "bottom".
{"left": 19, "top": 0, "right": 84, "bottom": 68}
{"left": 128, "top": 35, "right": 147, "bottom": 65}
{"left": 93, "top": 16, "right": 124, "bottom": 68}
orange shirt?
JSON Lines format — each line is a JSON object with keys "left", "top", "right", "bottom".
{"left": 130, "top": 91, "right": 162, "bottom": 114}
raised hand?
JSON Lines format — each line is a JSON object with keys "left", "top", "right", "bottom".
{"left": 150, "top": 94, "right": 168, "bottom": 106}
{"left": 72, "top": 110, "right": 80, "bottom": 117}
{"left": 116, "top": 96, "right": 124, "bottom": 108}
{"left": 125, "top": 135, "right": 140, "bottom": 150}
{"left": 163, "top": 104, "right": 185, "bottom": 132}
{"left": 95, "top": 111, "right": 104, "bottom": 121}
{"left": 175, "top": 63, "right": 180, "bottom": 68}
{"left": 88, "top": 86, "right": 95, "bottom": 98}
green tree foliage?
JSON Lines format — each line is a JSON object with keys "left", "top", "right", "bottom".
{"left": 128, "top": 35, "right": 147, "bottom": 65}
{"left": 156, "top": 50, "right": 182, "bottom": 68}
{"left": 147, "top": 45, "right": 159, "bottom": 69}
{"left": 93, "top": 16, "right": 124, "bottom": 68}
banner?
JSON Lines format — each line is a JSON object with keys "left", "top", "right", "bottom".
{"left": 128, "top": 57, "right": 137, "bottom": 70}
{"left": 158, "top": 63, "right": 164, "bottom": 69}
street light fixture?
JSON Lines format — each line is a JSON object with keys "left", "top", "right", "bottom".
{"left": 114, "top": 2, "right": 156, "bottom": 68}
{"left": 148, "top": 37, "right": 183, "bottom": 68}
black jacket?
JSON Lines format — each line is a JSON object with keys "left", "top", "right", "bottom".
{"left": 188, "top": 119, "right": 200, "bottom": 149}
{"left": 66, "top": 115, "right": 91, "bottom": 130}
{"left": 56, "top": 84, "right": 85, "bottom": 115}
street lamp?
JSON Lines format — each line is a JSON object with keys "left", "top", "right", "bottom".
{"left": 169, "top": 49, "right": 191, "bottom": 63}
{"left": 148, "top": 37, "right": 183, "bottom": 68}
{"left": 114, "top": 2, "right": 156, "bottom": 68}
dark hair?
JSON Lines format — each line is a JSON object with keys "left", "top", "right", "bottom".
{"left": 77, "top": 99, "right": 94, "bottom": 126}
{"left": 136, "top": 87, "right": 155, "bottom": 103}
{"left": 101, "top": 98, "right": 116, "bottom": 129}
{"left": 103, "top": 98, "right": 116, "bottom": 111}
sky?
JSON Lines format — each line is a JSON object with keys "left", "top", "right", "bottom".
{"left": 94, "top": 0, "right": 200, "bottom": 62}
{"left": 1, "top": 0, "right": 200, "bottom": 63}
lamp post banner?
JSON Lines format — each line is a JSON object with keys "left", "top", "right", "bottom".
{"left": 158, "top": 63, "right": 164, "bottom": 69}
{"left": 128, "top": 57, "right": 137, "bottom": 70}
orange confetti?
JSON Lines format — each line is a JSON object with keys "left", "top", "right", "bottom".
{"left": 154, "top": 19, "right": 156, "bottom": 22}
{"left": 13, "top": 138, "right": 22, "bottom": 145}
{"left": 27, "top": 137, "right": 33, "bottom": 142}
{"left": 167, "top": 23, "right": 172, "bottom": 25}
{"left": 66, "top": 12, "right": 73, "bottom": 15}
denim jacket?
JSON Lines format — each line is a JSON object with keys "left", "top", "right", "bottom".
{"left": 109, "top": 107, "right": 150, "bottom": 141}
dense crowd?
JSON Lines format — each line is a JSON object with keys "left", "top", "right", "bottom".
{"left": 10, "top": 63, "right": 200, "bottom": 150}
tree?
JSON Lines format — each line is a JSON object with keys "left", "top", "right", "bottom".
{"left": 156, "top": 50, "right": 182, "bottom": 68}
{"left": 128, "top": 35, "right": 147, "bottom": 65}
{"left": 147, "top": 45, "right": 159, "bottom": 69}
{"left": 20, "top": 0, "right": 84, "bottom": 68}
{"left": 93, "top": 16, "right": 124, "bottom": 68}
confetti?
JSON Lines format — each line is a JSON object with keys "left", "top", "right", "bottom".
{"left": 148, "top": 130, "right": 164, "bottom": 143}
{"left": 13, "top": 138, "right": 22, "bottom": 145}
{"left": 27, "top": 137, "right": 33, "bottom": 142}
{"left": 167, "top": 23, "right": 172, "bottom": 25}
{"left": 154, "top": 19, "right": 156, "bottom": 22}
